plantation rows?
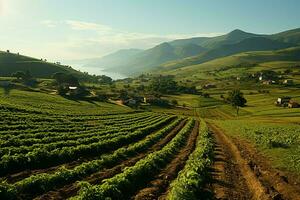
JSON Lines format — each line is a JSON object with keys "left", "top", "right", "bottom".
{"left": 0, "top": 110, "right": 213, "bottom": 200}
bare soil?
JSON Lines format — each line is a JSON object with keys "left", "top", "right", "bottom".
{"left": 208, "top": 123, "right": 300, "bottom": 200}
{"left": 133, "top": 121, "right": 199, "bottom": 200}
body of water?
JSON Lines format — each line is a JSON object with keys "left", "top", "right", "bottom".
{"left": 71, "top": 65, "right": 127, "bottom": 80}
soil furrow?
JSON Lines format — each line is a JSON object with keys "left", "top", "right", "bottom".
{"left": 132, "top": 121, "right": 199, "bottom": 200}
{"left": 208, "top": 123, "right": 270, "bottom": 200}
{"left": 33, "top": 120, "right": 187, "bottom": 200}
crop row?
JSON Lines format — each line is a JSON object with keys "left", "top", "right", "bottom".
{"left": 0, "top": 114, "right": 162, "bottom": 148}
{"left": 0, "top": 116, "right": 176, "bottom": 176}
{"left": 0, "top": 118, "right": 183, "bottom": 200}
{"left": 0, "top": 115, "right": 164, "bottom": 156}
{"left": 71, "top": 119, "right": 195, "bottom": 200}
{"left": 167, "top": 119, "right": 213, "bottom": 200}
{"left": 0, "top": 112, "right": 158, "bottom": 135}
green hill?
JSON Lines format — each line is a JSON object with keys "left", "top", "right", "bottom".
{"left": 162, "top": 37, "right": 293, "bottom": 70}
{"left": 163, "top": 46, "right": 300, "bottom": 79}
{"left": 271, "top": 28, "right": 300, "bottom": 45}
{"left": 0, "top": 51, "right": 82, "bottom": 78}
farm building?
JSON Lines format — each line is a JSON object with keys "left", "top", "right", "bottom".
{"left": 143, "top": 95, "right": 157, "bottom": 104}
{"left": 288, "top": 101, "right": 299, "bottom": 108}
{"left": 262, "top": 80, "right": 276, "bottom": 85}
{"left": 203, "top": 83, "right": 216, "bottom": 89}
{"left": 283, "top": 79, "right": 293, "bottom": 85}
{"left": 275, "top": 96, "right": 291, "bottom": 106}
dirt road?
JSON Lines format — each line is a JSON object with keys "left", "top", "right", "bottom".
{"left": 208, "top": 123, "right": 300, "bottom": 200}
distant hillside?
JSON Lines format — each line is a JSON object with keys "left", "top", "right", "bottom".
{"left": 170, "top": 29, "right": 264, "bottom": 49}
{"left": 0, "top": 51, "right": 82, "bottom": 78}
{"left": 163, "top": 46, "right": 300, "bottom": 79}
{"left": 82, "top": 49, "right": 143, "bottom": 69}
{"left": 161, "top": 37, "right": 293, "bottom": 70}
{"left": 87, "top": 28, "right": 300, "bottom": 76}
{"left": 271, "top": 28, "right": 300, "bottom": 45}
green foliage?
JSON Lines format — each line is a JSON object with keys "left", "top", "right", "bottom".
{"left": 149, "top": 75, "right": 178, "bottom": 94}
{"left": 227, "top": 89, "right": 247, "bottom": 115}
{"left": 1, "top": 117, "right": 180, "bottom": 198}
{"left": 0, "top": 181, "right": 17, "bottom": 200}
{"left": 216, "top": 120, "right": 300, "bottom": 172}
{"left": 167, "top": 120, "right": 213, "bottom": 200}
{"left": 73, "top": 119, "right": 196, "bottom": 199}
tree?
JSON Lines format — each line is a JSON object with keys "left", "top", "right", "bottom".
{"left": 149, "top": 75, "right": 178, "bottom": 94}
{"left": 52, "top": 72, "right": 79, "bottom": 86}
{"left": 12, "top": 71, "right": 26, "bottom": 80}
{"left": 227, "top": 89, "right": 247, "bottom": 116}
{"left": 97, "top": 75, "right": 113, "bottom": 84}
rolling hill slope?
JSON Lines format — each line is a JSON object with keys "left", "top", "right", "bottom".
{"left": 0, "top": 51, "right": 82, "bottom": 78}
{"left": 163, "top": 46, "right": 300, "bottom": 79}
{"left": 161, "top": 37, "right": 293, "bottom": 70}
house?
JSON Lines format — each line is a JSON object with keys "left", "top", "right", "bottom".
{"left": 283, "top": 79, "right": 293, "bottom": 85}
{"left": 203, "top": 83, "right": 216, "bottom": 89}
{"left": 262, "top": 80, "right": 276, "bottom": 85}
{"left": 288, "top": 100, "right": 299, "bottom": 108}
{"left": 262, "top": 80, "right": 271, "bottom": 85}
{"left": 69, "top": 86, "right": 78, "bottom": 90}
{"left": 277, "top": 97, "right": 291, "bottom": 105}
{"left": 275, "top": 96, "right": 291, "bottom": 106}
{"left": 143, "top": 95, "right": 157, "bottom": 104}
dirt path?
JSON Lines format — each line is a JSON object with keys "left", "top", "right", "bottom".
{"left": 208, "top": 123, "right": 300, "bottom": 200}
{"left": 133, "top": 121, "right": 199, "bottom": 200}
{"left": 34, "top": 120, "right": 187, "bottom": 200}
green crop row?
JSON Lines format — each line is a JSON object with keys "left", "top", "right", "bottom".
{"left": 71, "top": 119, "right": 195, "bottom": 200}
{"left": 0, "top": 116, "right": 175, "bottom": 176}
{"left": 0, "top": 117, "right": 182, "bottom": 200}
{"left": 0, "top": 115, "right": 162, "bottom": 155}
{"left": 167, "top": 119, "right": 213, "bottom": 200}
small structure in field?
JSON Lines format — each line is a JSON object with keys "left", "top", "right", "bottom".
{"left": 283, "top": 79, "right": 293, "bottom": 85}
{"left": 203, "top": 83, "right": 216, "bottom": 89}
{"left": 262, "top": 80, "right": 276, "bottom": 85}
{"left": 288, "top": 100, "right": 299, "bottom": 108}
{"left": 143, "top": 95, "right": 157, "bottom": 104}
{"left": 275, "top": 96, "right": 291, "bottom": 106}
{"left": 69, "top": 86, "right": 78, "bottom": 90}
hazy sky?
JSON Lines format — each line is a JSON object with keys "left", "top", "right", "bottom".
{"left": 0, "top": 0, "right": 300, "bottom": 61}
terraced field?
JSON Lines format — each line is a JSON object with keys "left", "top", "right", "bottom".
{"left": 0, "top": 96, "right": 213, "bottom": 200}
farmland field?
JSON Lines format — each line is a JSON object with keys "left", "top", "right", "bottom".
{"left": 0, "top": 89, "right": 213, "bottom": 200}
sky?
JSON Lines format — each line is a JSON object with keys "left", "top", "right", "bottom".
{"left": 0, "top": 0, "right": 300, "bottom": 62}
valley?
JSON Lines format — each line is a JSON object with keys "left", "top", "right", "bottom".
{"left": 1, "top": 3, "right": 300, "bottom": 199}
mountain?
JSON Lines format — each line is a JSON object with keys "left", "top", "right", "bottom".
{"left": 270, "top": 28, "right": 300, "bottom": 45}
{"left": 161, "top": 37, "right": 293, "bottom": 70}
{"left": 77, "top": 28, "right": 300, "bottom": 76}
{"left": 0, "top": 51, "right": 83, "bottom": 78}
{"left": 170, "top": 29, "right": 264, "bottom": 49}
{"left": 100, "top": 42, "right": 207, "bottom": 75}
{"left": 82, "top": 49, "right": 143, "bottom": 69}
